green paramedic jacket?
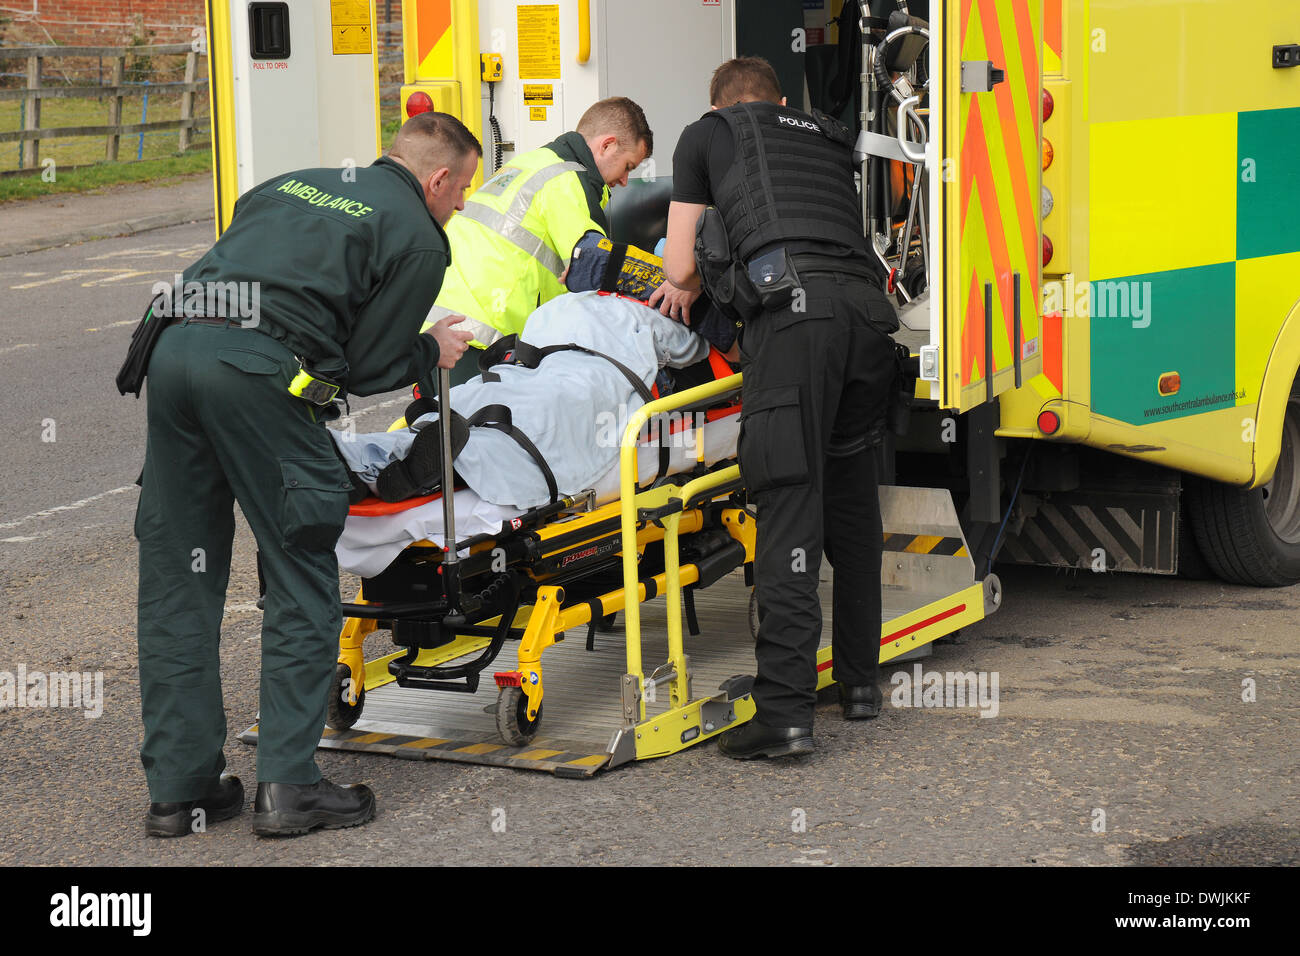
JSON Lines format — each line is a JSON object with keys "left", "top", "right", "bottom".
{"left": 427, "top": 132, "right": 610, "bottom": 345}
{"left": 179, "top": 156, "right": 449, "bottom": 396}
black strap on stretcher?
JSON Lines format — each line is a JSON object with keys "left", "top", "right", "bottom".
{"left": 477, "top": 335, "right": 671, "bottom": 493}
{"left": 478, "top": 335, "right": 654, "bottom": 403}
{"left": 464, "top": 403, "right": 560, "bottom": 505}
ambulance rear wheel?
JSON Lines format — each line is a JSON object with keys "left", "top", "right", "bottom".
{"left": 326, "top": 663, "right": 365, "bottom": 731}
{"left": 496, "top": 686, "right": 542, "bottom": 746}
{"left": 1186, "top": 384, "right": 1300, "bottom": 586}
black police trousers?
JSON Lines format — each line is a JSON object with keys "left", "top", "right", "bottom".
{"left": 738, "top": 272, "right": 898, "bottom": 728}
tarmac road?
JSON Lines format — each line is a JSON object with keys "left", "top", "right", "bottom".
{"left": 0, "top": 224, "right": 1296, "bottom": 867}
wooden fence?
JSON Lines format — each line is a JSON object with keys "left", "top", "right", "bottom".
{"left": 0, "top": 43, "right": 207, "bottom": 169}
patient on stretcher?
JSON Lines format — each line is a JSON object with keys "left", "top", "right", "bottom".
{"left": 332, "top": 290, "right": 735, "bottom": 512}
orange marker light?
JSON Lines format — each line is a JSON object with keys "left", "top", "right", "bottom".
{"left": 1042, "top": 137, "right": 1054, "bottom": 170}
{"left": 1037, "top": 410, "right": 1061, "bottom": 435}
{"left": 405, "top": 91, "right": 434, "bottom": 118}
{"left": 1158, "top": 372, "right": 1181, "bottom": 396}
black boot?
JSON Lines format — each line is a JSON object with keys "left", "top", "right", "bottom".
{"left": 145, "top": 773, "right": 244, "bottom": 838}
{"left": 717, "top": 720, "right": 814, "bottom": 759}
{"left": 251, "top": 779, "right": 376, "bottom": 837}
{"left": 838, "top": 683, "right": 883, "bottom": 720}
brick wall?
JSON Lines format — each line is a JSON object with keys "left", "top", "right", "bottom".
{"left": 3, "top": 1, "right": 404, "bottom": 48}
{"left": 3, "top": 1, "right": 204, "bottom": 46}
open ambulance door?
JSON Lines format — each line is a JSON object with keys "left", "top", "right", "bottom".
{"left": 205, "top": 0, "right": 382, "bottom": 233}
{"left": 927, "top": 0, "right": 1044, "bottom": 411}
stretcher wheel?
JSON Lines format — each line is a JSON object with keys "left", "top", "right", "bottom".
{"left": 597, "top": 612, "right": 618, "bottom": 633}
{"left": 748, "top": 588, "right": 761, "bottom": 641}
{"left": 326, "top": 663, "right": 365, "bottom": 731}
{"left": 496, "top": 685, "right": 542, "bottom": 746}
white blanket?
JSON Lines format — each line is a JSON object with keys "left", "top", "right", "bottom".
{"left": 336, "top": 413, "right": 740, "bottom": 577}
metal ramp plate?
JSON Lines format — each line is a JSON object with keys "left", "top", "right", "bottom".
{"left": 239, "top": 488, "right": 992, "bottom": 775}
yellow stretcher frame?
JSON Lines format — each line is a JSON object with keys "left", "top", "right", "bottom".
{"left": 329, "top": 370, "right": 998, "bottom": 770}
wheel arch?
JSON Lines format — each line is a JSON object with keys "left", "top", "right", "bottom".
{"left": 1251, "top": 297, "right": 1300, "bottom": 489}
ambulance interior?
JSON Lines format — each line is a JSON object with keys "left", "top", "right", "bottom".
{"left": 600, "top": 0, "right": 933, "bottom": 322}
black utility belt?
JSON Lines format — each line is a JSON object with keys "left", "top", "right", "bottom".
{"left": 170, "top": 314, "right": 345, "bottom": 408}
{"left": 788, "top": 254, "right": 878, "bottom": 280}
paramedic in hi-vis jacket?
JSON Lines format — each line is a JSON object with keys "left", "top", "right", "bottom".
{"left": 425, "top": 97, "right": 654, "bottom": 382}
{"left": 131, "top": 113, "right": 478, "bottom": 837}
{"left": 658, "top": 58, "right": 900, "bottom": 759}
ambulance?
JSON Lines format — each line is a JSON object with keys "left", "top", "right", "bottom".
{"left": 203, "top": 0, "right": 1300, "bottom": 770}
{"left": 204, "top": 0, "right": 1300, "bottom": 587}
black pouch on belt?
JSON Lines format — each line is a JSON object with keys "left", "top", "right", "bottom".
{"left": 746, "top": 247, "right": 803, "bottom": 311}
{"left": 695, "top": 206, "right": 762, "bottom": 323}
{"left": 115, "top": 295, "right": 167, "bottom": 398}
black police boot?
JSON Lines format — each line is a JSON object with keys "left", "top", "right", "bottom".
{"left": 145, "top": 773, "right": 244, "bottom": 838}
{"left": 251, "top": 779, "right": 376, "bottom": 837}
{"left": 839, "top": 683, "right": 883, "bottom": 720}
{"left": 717, "top": 720, "right": 814, "bottom": 759}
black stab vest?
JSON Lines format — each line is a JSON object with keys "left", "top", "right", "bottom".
{"left": 709, "top": 101, "right": 868, "bottom": 263}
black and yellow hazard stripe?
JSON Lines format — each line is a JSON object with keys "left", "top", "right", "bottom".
{"left": 881, "top": 532, "right": 969, "bottom": 557}
{"left": 239, "top": 724, "right": 610, "bottom": 777}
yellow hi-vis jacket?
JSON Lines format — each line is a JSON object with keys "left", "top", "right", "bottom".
{"left": 424, "top": 133, "right": 610, "bottom": 346}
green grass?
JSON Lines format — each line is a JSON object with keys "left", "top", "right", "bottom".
{"left": 1, "top": 88, "right": 211, "bottom": 172}
{"left": 0, "top": 149, "right": 211, "bottom": 203}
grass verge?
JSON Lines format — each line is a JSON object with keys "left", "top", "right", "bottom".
{"left": 0, "top": 150, "right": 211, "bottom": 203}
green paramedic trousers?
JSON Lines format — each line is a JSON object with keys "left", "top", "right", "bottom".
{"left": 134, "top": 320, "right": 353, "bottom": 802}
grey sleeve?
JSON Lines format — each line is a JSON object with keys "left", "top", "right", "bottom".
{"left": 650, "top": 310, "right": 712, "bottom": 369}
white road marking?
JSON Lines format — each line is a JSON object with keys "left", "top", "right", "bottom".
{"left": 84, "top": 320, "right": 139, "bottom": 332}
{"left": 0, "top": 485, "right": 136, "bottom": 531}
{"left": 0, "top": 343, "right": 37, "bottom": 356}
{"left": 86, "top": 245, "right": 210, "bottom": 262}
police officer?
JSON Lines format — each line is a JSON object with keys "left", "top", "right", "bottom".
{"left": 131, "top": 112, "right": 479, "bottom": 836}
{"left": 658, "top": 58, "right": 900, "bottom": 758}
{"left": 426, "top": 97, "right": 654, "bottom": 382}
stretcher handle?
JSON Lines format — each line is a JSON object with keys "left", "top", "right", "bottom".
{"left": 438, "top": 365, "right": 458, "bottom": 568}
{"left": 896, "top": 94, "right": 926, "bottom": 164}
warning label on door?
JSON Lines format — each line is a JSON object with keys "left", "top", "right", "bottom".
{"left": 523, "top": 83, "right": 554, "bottom": 106}
{"left": 517, "top": 4, "right": 561, "bottom": 78}
{"left": 331, "top": 0, "right": 372, "bottom": 55}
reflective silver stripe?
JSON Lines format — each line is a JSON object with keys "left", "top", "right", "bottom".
{"left": 424, "top": 304, "right": 502, "bottom": 347}
{"left": 458, "top": 160, "right": 585, "bottom": 277}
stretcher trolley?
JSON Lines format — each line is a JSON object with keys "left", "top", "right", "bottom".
{"left": 242, "top": 360, "right": 1002, "bottom": 776}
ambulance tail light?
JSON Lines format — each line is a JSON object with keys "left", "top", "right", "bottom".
{"left": 1042, "top": 88, "right": 1054, "bottom": 122}
{"left": 1158, "top": 372, "right": 1181, "bottom": 396}
{"left": 406, "top": 91, "right": 434, "bottom": 118}
{"left": 1042, "top": 235, "right": 1054, "bottom": 268}
{"left": 1037, "top": 409, "right": 1061, "bottom": 435}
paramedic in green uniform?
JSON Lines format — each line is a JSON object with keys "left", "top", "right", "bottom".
{"left": 134, "top": 112, "right": 480, "bottom": 837}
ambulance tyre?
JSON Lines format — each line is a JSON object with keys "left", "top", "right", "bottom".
{"left": 326, "top": 663, "right": 365, "bottom": 731}
{"left": 496, "top": 686, "right": 542, "bottom": 746}
{"left": 1185, "top": 384, "right": 1300, "bottom": 587}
